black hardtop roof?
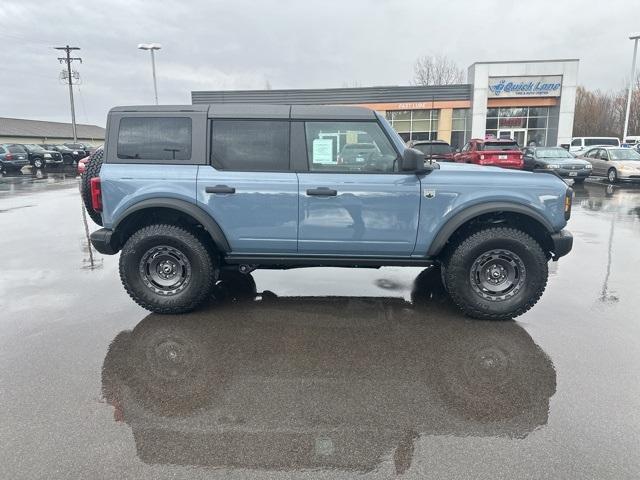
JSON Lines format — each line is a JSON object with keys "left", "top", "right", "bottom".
{"left": 109, "top": 104, "right": 376, "bottom": 120}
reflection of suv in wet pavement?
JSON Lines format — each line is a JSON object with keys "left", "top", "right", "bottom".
{"left": 84, "top": 104, "right": 574, "bottom": 320}
{"left": 101, "top": 272, "right": 556, "bottom": 474}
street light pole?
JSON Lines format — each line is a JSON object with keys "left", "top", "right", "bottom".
{"left": 138, "top": 43, "right": 162, "bottom": 105}
{"left": 623, "top": 33, "right": 640, "bottom": 143}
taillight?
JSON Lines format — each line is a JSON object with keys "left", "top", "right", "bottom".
{"left": 5, "top": 153, "right": 13, "bottom": 160}
{"left": 90, "top": 177, "right": 102, "bottom": 212}
{"left": 480, "top": 154, "right": 485, "bottom": 160}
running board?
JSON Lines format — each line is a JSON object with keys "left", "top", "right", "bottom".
{"left": 223, "top": 254, "right": 434, "bottom": 268}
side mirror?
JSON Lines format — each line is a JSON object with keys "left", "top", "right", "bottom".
{"left": 401, "top": 148, "right": 431, "bottom": 174}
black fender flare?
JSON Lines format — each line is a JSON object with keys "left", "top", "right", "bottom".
{"left": 427, "top": 202, "right": 554, "bottom": 257}
{"left": 113, "top": 198, "right": 230, "bottom": 252}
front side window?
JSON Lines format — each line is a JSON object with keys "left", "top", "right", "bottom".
{"left": 210, "top": 120, "right": 289, "bottom": 171}
{"left": 305, "top": 121, "right": 398, "bottom": 173}
{"left": 118, "top": 117, "right": 192, "bottom": 161}
{"left": 571, "top": 139, "right": 582, "bottom": 147}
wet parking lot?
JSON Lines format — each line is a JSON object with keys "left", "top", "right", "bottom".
{"left": 1, "top": 171, "right": 639, "bottom": 479}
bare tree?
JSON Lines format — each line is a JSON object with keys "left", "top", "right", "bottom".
{"left": 573, "top": 77, "right": 640, "bottom": 138}
{"left": 412, "top": 55, "right": 464, "bottom": 86}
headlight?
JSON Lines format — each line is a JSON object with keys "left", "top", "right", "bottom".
{"left": 545, "top": 164, "right": 560, "bottom": 169}
{"left": 73, "top": 151, "right": 78, "bottom": 154}
{"left": 44, "top": 153, "right": 51, "bottom": 158}
{"left": 584, "top": 164, "right": 592, "bottom": 169}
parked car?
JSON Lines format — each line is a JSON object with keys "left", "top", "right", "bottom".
{"left": 64, "top": 142, "right": 94, "bottom": 157}
{"left": 0, "top": 144, "right": 29, "bottom": 174}
{"left": 15, "top": 144, "right": 63, "bottom": 169}
{"left": 40, "top": 144, "right": 86, "bottom": 165}
{"left": 408, "top": 140, "right": 454, "bottom": 162}
{"left": 522, "top": 146, "right": 592, "bottom": 183}
{"left": 83, "top": 104, "right": 573, "bottom": 320}
{"left": 568, "top": 137, "right": 620, "bottom": 154}
{"left": 579, "top": 146, "right": 640, "bottom": 183}
{"left": 337, "top": 143, "right": 381, "bottom": 165}
{"left": 453, "top": 138, "right": 524, "bottom": 169}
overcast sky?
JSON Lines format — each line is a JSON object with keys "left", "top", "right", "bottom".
{"left": 1, "top": 0, "right": 638, "bottom": 126}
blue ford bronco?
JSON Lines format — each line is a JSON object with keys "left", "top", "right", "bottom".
{"left": 83, "top": 104, "right": 573, "bottom": 320}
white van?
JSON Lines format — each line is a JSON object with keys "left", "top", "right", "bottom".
{"left": 569, "top": 137, "right": 620, "bottom": 153}
{"left": 623, "top": 136, "right": 640, "bottom": 145}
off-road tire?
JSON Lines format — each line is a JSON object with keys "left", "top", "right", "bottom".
{"left": 119, "top": 224, "right": 216, "bottom": 314}
{"left": 442, "top": 227, "right": 548, "bottom": 320}
{"left": 80, "top": 149, "right": 104, "bottom": 225}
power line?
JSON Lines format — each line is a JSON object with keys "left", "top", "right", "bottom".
{"left": 55, "top": 45, "right": 82, "bottom": 143}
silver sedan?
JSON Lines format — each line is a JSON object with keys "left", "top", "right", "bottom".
{"left": 579, "top": 147, "right": 640, "bottom": 183}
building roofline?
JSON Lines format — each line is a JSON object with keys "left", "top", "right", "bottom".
{"left": 470, "top": 59, "right": 579, "bottom": 66}
{"left": 192, "top": 84, "right": 472, "bottom": 95}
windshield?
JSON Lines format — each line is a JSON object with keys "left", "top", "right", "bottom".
{"left": 481, "top": 141, "right": 519, "bottom": 151}
{"left": 7, "top": 146, "right": 26, "bottom": 153}
{"left": 537, "top": 148, "right": 572, "bottom": 159}
{"left": 413, "top": 144, "right": 451, "bottom": 155}
{"left": 25, "top": 144, "right": 45, "bottom": 151}
{"left": 585, "top": 138, "right": 619, "bottom": 147}
{"left": 610, "top": 149, "right": 640, "bottom": 161}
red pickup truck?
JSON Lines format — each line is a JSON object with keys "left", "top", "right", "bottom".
{"left": 454, "top": 139, "right": 524, "bottom": 169}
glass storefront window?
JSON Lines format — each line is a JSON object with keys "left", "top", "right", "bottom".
{"left": 451, "top": 108, "right": 470, "bottom": 150}
{"left": 386, "top": 109, "right": 439, "bottom": 142}
{"left": 486, "top": 107, "right": 551, "bottom": 146}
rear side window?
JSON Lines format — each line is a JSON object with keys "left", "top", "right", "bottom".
{"left": 481, "top": 141, "right": 519, "bottom": 151}
{"left": 585, "top": 138, "right": 618, "bottom": 147}
{"left": 117, "top": 117, "right": 192, "bottom": 161}
{"left": 210, "top": 120, "right": 290, "bottom": 171}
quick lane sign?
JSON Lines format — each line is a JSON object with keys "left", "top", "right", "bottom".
{"left": 488, "top": 76, "right": 562, "bottom": 98}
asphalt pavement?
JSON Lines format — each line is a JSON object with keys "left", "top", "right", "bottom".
{"left": 1, "top": 170, "right": 639, "bottom": 479}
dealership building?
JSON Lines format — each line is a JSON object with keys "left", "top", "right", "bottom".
{"left": 192, "top": 59, "right": 579, "bottom": 149}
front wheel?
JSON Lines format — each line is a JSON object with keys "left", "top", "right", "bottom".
{"left": 442, "top": 227, "right": 548, "bottom": 320}
{"left": 119, "top": 224, "right": 217, "bottom": 314}
{"left": 607, "top": 168, "right": 617, "bottom": 184}
{"left": 33, "top": 157, "right": 45, "bottom": 169}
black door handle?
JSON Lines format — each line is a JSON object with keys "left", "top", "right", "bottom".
{"left": 206, "top": 185, "right": 235, "bottom": 194}
{"left": 307, "top": 187, "right": 337, "bottom": 196}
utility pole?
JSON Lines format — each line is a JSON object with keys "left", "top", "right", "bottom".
{"left": 623, "top": 33, "right": 640, "bottom": 143}
{"left": 55, "top": 45, "right": 82, "bottom": 142}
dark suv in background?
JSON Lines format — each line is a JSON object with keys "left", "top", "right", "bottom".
{"left": 408, "top": 140, "right": 454, "bottom": 161}
{"left": 40, "top": 144, "right": 87, "bottom": 165}
{"left": 0, "top": 144, "right": 29, "bottom": 174}
{"left": 15, "top": 144, "right": 63, "bottom": 169}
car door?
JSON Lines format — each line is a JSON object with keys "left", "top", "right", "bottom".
{"left": 590, "top": 148, "right": 606, "bottom": 175}
{"left": 296, "top": 119, "right": 421, "bottom": 256}
{"left": 523, "top": 148, "right": 535, "bottom": 170}
{"left": 196, "top": 113, "right": 299, "bottom": 253}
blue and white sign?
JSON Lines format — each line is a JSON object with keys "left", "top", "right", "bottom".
{"left": 488, "top": 76, "right": 562, "bottom": 98}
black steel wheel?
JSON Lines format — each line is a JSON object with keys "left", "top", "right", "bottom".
{"left": 443, "top": 227, "right": 548, "bottom": 320}
{"left": 469, "top": 249, "right": 526, "bottom": 302}
{"left": 119, "top": 224, "right": 216, "bottom": 314}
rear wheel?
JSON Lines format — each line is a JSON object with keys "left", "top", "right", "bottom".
{"left": 442, "top": 227, "right": 548, "bottom": 320}
{"left": 119, "top": 224, "right": 216, "bottom": 314}
{"left": 607, "top": 168, "right": 617, "bottom": 184}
